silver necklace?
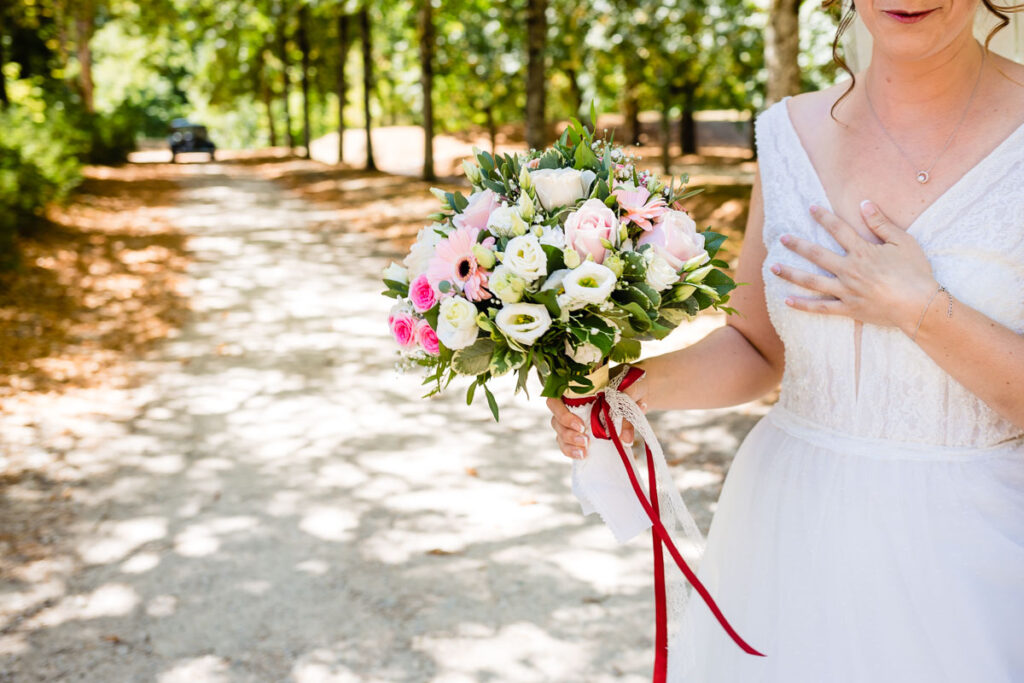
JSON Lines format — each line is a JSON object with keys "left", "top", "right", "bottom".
{"left": 864, "top": 48, "right": 986, "bottom": 184}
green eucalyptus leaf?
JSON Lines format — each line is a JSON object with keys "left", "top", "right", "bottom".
{"left": 483, "top": 384, "right": 500, "bottom": 422}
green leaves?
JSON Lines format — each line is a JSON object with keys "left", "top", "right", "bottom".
{"left": 451, "top": 338, "right": 495, "bottom": 376}
{"left": 568, "top": 314, "right": 616, "bottom": 354}
{"left": 610, "top": 338, "right": 642, "bottom": 363}
{"left": 382, "top": 278, "right": 409, "bottom": 298}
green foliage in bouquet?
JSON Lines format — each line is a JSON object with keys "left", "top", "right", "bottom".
{"left": 384, "top": 104, "right": 738, "bottom": 420}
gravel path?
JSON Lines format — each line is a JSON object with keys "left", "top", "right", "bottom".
{"left": 0, "top": 163, "right": 767, "bottom": 682}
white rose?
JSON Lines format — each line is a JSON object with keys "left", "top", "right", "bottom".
{"left": 565, "top": 338, "right": 604, "bottom": 365}
{"left": 404, "top": 224, "right": 444, "bottom": 279}
{"left": 382, "top": 262, "right": 408, "bottom": 285}
{"left": 495, "top": 303, "right": 552, "bottom": 347}
{"left": 645, "top": 250, "right": 680, "bottom": 291}
{"left": 488, "top": 265, "right": 527, "bottom": 304}
{"left": 437, "top": 296, "right": 479, "bottom": 350}
{"left": 503, "top": 234, "right": 548, "bottom": 282}
{"left": 529, "top": 168, "right": 589, "bottom": 212}
{"left": 486, "top": 204, "right": 529, "bottom": 237}
{"left": 557, "top": 261, "right": 617, "bottom": 311}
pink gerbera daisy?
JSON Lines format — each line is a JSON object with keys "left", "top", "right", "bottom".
{"left": 425, "top": 226, "right": 492, "bottom": 302}
{"left": 612, "top": 186, "right": 669, "bottom": 232}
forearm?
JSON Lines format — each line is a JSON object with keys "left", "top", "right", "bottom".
{"left": 637, "top": 323, "right": 782, "bottom": 412}
{"left": 903, "top": 292, "right": 1024, "bottom": 429}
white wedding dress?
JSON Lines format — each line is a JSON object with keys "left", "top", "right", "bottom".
{"left": 666, "top": 99, "right": 1024, "bottom": 681}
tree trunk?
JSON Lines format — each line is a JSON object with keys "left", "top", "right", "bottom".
{"left": 678, "top": 85, "right": 697, "bottom": 155}
{"left": 336, "top": 12, "right": 352, "bottom": 164}
{"left": 297, "top": 4, "right": 312, "bottom": 158}
{"left": 419, "top": 0, "right": 436, "bottom": 181}
{"left": 565, "top": 66, "right": 583, "bottom": 122}
{"left": 660, "top": 94, "right": 672, "bottom": 175}
{"left": 485, "top": 104, "right": 497, "bottom": 156}
{"left": 75, "top": 0, "right": 96, "bottom": 113}
{"left": 359, "top": 6, "right": 376, "bottom": 171}
{"left": 622, "top": 81, "right": 640, "bottom": 146}
{"left": 525, "top": 0, "right": 547, "bottom": 150}
{"left": 765, "top": 0, "right": 802, "bottom": 106}
{"left": 259, "top": 49, "right": 278, "bottom": 146}
{"left": 277, "top": 7, "right": 295, "bottom": 151}
{"left": 0, "top": 4, "right": 8, "bottom": 109}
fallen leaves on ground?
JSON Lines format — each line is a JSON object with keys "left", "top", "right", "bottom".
{"left": 0, "top": 163, "right": 192, "bottom": 401}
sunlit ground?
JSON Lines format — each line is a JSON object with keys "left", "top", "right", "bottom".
{"left": 0, "top": 155, "right": 767, "bottom": 681}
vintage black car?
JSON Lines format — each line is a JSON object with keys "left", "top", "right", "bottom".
{"left": 168, "top": 118, "right": 216, "bottom": 162}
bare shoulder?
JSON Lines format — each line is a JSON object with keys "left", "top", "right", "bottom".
{"left": 989, "top": 54, "right": 1024, "bottom": 110}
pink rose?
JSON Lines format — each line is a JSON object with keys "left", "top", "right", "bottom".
{"left": 415, "top": 319, "right": 440, "bottom": 355}
{"left": 388, "top": 310, "right": 416, "bottom": 347}
{"left": 564, "top": 198, "right": 619, "bottom": 264}
{"left": 409, "top": 274, "right": 437, "bottom": 312}
{"left": 638, "top": 210, "right": 707, "bottom": 271}
{"left": 453, "top": 189, "right": 500, "bottom": 231}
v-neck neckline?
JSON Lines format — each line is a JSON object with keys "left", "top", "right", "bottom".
{"left": 780, "top": 96, "right": 1024, "bottom": 237}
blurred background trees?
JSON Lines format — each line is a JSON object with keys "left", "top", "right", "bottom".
{"left": 0, "top": 0, "right": 843, "bottom": 269}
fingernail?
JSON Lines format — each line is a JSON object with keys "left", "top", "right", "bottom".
{"left": 576, "top": 423, "right": 585, "bottom": 434}
{"left": 785, "top": 297, "right": 795, "bottom": 306}
{"left": 573, "top": 449, "right": 585, "bottom": 459}
{"left": 575, "top": 436, "right": 587, "bottom": 447}
{"left": 860, "top": 199, "right": 877, "bottom": 216}
{"left": 780, "top": 234, "right": 791, "bottom": 245}
{"left": 809, "top": 205, "right": 820, "bottom": 216}
{"left": 770, "top": 263, "right": 781, "bottom": 274}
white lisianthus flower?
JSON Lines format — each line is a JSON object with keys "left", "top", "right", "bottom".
{"left": 503, "top": 234, "right": 548, "bottom": 282}
{"left": 529, "top": 168, "right": 588, "bottom": 211}
{"left": 496, "top": 303, "right": 551, "bottom": 346}
{"left": 541, "top": 268, "right": 570, "bottom": 292}
{"left": 565, "top": 338, "right": 604, "bottom": 365}
{"left": 487, "top": 204, "right": 529, "bottom": 237}
{"left": 489, "top": 265, "right": 527, "bottom": 304}
{"left": 404, "top": 224, "right": 444, "bottom": 279}
{"left": 382, "top": 262, "right": 408, "bottom": 285}
{"left": 645, "top": 250, "right": 680, "bottom": 291}
{"left": 537, "top": 224, "right": 566, "bottom": 249}
{"left": 558, "top": 261, "right": 617, "bottom": 311}
{"left": 437, "top": 296, "right": 479, "bottom": 350}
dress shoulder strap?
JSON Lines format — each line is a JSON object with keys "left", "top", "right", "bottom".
{"left": 754, "top": 99, "right": 823, "bottom": 248}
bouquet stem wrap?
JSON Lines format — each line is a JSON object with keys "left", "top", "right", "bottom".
{"left": 563, "top": 366, "right": 765, "bottom": 678}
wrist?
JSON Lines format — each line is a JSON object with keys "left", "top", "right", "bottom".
{"left": 897, "top": 279, "right": 941, "bottom": 337}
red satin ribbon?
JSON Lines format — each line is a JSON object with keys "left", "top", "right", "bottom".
{"left": 564, "top": 367, "right": 765, "bottom": 681}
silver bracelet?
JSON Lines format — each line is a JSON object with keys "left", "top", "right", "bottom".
{"left": 911, "top": 284, "right": 953, "bottom": 342}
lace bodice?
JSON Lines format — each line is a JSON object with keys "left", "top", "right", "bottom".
{"left": 755, "top": 99, "right": 1024, "bottom": 448}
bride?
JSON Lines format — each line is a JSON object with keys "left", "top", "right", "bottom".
{"left": 547, "top": 0, "right": 1024, "bottom": 679}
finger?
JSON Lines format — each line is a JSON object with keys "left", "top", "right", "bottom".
{"left": 783, "top": 295, "right": 847, "bottom": 316}
{"left": 859, "top": 200, "right": 905, "bottom": 245}
{"left": 552, "top": 415, "right": 589, "bottom": 456}
{"left": 770, "top": 262, "right": 842, "bottom": 296}
{"left": 547, "top": 397, "right": 585, "bottom": 433}
{"left": 621, "top": 420, "right": 634, "bottom": 446}
{"left": 779, "top": 234, "right": 844, "bottom": 273}
{"left": 809, "top": 205, "right": 862, "bottom": 251}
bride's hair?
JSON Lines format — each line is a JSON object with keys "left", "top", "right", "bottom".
{"left": 824, "top": 0, "right": 1024, "bottom": 116}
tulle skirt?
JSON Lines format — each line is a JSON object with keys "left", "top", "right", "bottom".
{"left": 667, "top": 405, "right": 1024, "bottom": 682}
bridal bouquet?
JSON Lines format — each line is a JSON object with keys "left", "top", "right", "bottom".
{"left": 382, "top": 109, "right": 736, "bottom": 419}
{"left": 381, "top": 111, "right": 761, "bottom": 668}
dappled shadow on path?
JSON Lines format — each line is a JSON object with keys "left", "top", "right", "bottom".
{"left": 0, "top": 162, "right": 765, "bottom": 681}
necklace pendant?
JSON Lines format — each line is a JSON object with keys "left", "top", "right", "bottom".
{"left": 916, "top": 171, "right": 930, "bottom": 184}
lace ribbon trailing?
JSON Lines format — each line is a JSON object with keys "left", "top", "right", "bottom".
{"left": 564, "top": 367, "right": 765, "bottom": 680}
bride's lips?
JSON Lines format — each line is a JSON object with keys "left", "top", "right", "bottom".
{"left": 882, "top": 8, "right": 938, "bottom": 23}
